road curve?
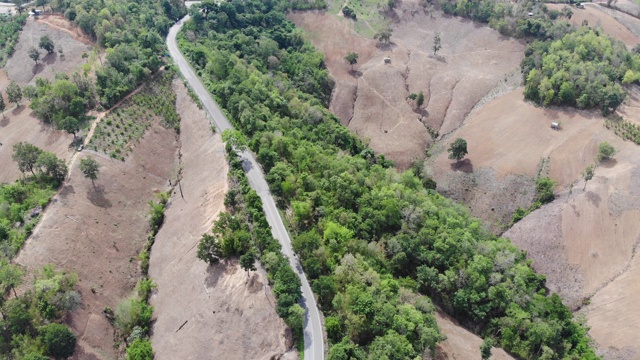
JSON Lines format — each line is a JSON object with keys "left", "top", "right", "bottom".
{"left": 167, "top": 16, "right": 325, "bottom": 360}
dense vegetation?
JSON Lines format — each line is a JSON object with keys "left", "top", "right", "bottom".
{"left": 88, "top": 71, "right": 180, "bottom": 160}
{"left": 39, "top": 0, "right": 187, "bottom": 108}
{"left": 0, "top": 262, "right": 79, "bottom": 358}
{"left": 184, "top": 1, "right": 598, "bottom": 358}
{"left": 0, "top": 14, "right": 26, "bottom": 67}
{"left": 522, "top": 28, "right": 637, "bottom": 115}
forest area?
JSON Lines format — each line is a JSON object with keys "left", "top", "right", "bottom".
{"left": 183, "top": 0, "right": 600, "bottom": 359}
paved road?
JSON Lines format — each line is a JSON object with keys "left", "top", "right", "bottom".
{"left": 167, "top": 16, "right": 325, "bottom": 360}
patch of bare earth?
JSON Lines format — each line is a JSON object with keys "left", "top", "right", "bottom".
{"left": 15, "top": 124, "right": 179, "bottom": 359}
{"left": 0, "top": 71, "right": 74, "bottom": 184}
{"left": 427, "top": 88, "right": 602, "bottom": 232}
{"left": 434, "top": 311, "right": 514, "bottom": 360}
{"left": 290, "top": 0, "right": 524, "bottom": 169}
{"left": 3, "top": 17, "right": 92, "bottom": 87}
{"left": 502, "top": 96, "right": 640, "bottom": 358}
{"left": 148, "top": 80, "right": 296, "bottom": 360}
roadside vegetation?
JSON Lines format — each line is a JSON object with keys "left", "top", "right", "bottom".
{"left": 183, "top": 1, "right": 598, "bottom": 358}
{"left": 88, "top": 71, "right": 180, "bottom": 160}
{"left": 0, "top": 14, "right": 26, "bottom": 67}
{"left": 198, "top": 142, "right": 307, "bottom": 349}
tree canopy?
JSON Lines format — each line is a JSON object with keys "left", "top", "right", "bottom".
{"left": 447, "top": 138, "right": 468, "bottom": 161}
{"left": 183, "top": 1, "right": 599, "bottom": 358}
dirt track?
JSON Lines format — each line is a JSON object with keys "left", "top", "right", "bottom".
{"left": 148, "top": 80, "right": 296, "bottom": 360}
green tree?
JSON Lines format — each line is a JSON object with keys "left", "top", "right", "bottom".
{"left": 39, "top": 35, "right": 55, "bottom": 54}
{"left": 535, "top": 177, "right": 556, "bottom": 204}
{"left": 197, "top": 233, "right": 223, "bottom": 265}
{"left": 28, "top": 47, "right": 40, "bottom": 65}
{"left": 0, "top": 91, "right": 5, "bottom": 118}
{"left": 126, "top": 339, "right": 153, "bottom": 360}
{"left": 36, "top": 0, "right": 48, "bottom": 10}
{"left": 433, "top": 32, "right": 442, "bottom": 56}
{"left": 221, "top": 129, "right": 247, "bottom": 153}
{"left": 374, "top": 28, "right": 392, "bottom": 44}
{"left": 58, "top": 116, "right": 80, "bottom": 140}
{"left": 481, "top": 338, "right": 494, "bottom": 360}
{"left": 79, "top": 156, "right": 100, "bottom": 186}
{"left": 344, "top": 52, "right": 358, "bottom": 71}
{"left": 36, "top": 151, "right": 68, "bottom": 184}
{"left": 416, "top": 91, "right": 425, "bottom": 107}
{"left": 582, "top": 164, "right": 594, "bottom": 190}
{"left": 41, "top": 323, "right": 76, "bottom": 359}
{"left": 6, "top": 81, "right": 22, "bottom": 107}
{"left": 240, "top": 251, "right": 257, "bottom": 273}
{"left": 12, "top": 142, "right": 43, "bottom": 175}
{"left": 597, "top": 142, "right": 615, "bottom": 162}
{"left": 0, "top": 262, "right": 24, "bottom": 298}
{"left": 447, "top": 138, "right": 468, "bottom": 161}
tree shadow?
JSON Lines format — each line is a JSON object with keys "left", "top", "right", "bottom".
{"left": 349, "top": 69, "right": 363, "bottom": 78}
{"left": 376, "top": 42, "right": 397, "bottom": 51}
{"left": 450, "top": 158, "right": 474, "bottom": 173}
{"left": 43, "top": 51, "right": 57, "bottom": 65}
{"left": 204, "top": 261, "right": 231, "bottom": 289}
{"left": 586, "top": 191, "right": 601, "bottom": 208}
{"left": 60, "top": 184, "right": 75, "bottom": 197}
{"left": 32, "top": 63, "right": 44, "bottom": 75}
{"left": 86, "top": 184, "right": 112, "bottom": 208}
{"left": 0, "top": 116, "right": 8, "bottom": 127}
{"left": 601, "top": 158, "right": 617, "bottom": 168}
{"left": 430, "top": 54, "right": 447, "bottom": 63}
{"left": 11, "top": 105, "right": 24, "bottom": 116}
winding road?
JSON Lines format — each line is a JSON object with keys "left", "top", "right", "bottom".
{"left": 167, "top": 15, "right": 325, "bottom": 360}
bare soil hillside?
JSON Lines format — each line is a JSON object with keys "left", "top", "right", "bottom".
{"left": 15, "top": 125, "right": 179, "bottom": 359}
{"left": 503, "top": 129, "right": 640, "bottom": 358}
{"left": 427, "top": 89, "right": 601, "bottom": 231}
{"left": 4, "top": 17, "right": 91, "bottom": 86}
{"left": 149, "top": 80, "right": 296, "bottom": 360}
{"left": 290, "top": 0, "right": 524, "bottom": 169}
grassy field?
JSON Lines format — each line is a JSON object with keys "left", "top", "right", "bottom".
{"left": 88, "top": 72, "right": 180, "bottom": 160}
{"left": 0, "top": 14, "right": 26, "bottom": 67}
{"left": 327, "top": 0, "right": 392, "bottom": 37}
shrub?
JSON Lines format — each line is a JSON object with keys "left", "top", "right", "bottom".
{"left": 41, "top": 323, "right": 76, "bottom": 359}
{"left": 126, "top": 339, "right": 154, "bottom": 360}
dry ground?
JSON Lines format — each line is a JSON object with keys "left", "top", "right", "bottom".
{"left": 290, "top": 0, "right": 524, "bottom": 169}
{"left": 0, "top": 69, "right": 74, "bottom": 184}
{"left": 148, "top": 80, "right": 296, "bottom": 360}
{"left": 15, "top": 124, "right": 179, "bottom": 359}
{"left": 3, "top": 16, "right": 92, "bottom": 87}
{"left": 426, "top": 88, "right": 602, "bottom": 231}
{"left": 435, "top": 311, "right": 513, "bottom": 360}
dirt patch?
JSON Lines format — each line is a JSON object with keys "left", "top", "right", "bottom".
{"left": 148, "top": 80, "right": 296, "bottom": 360}
{"left": 502, "top": 127, "right": 640, "bottom": 356}
{"left": 435, "top": 311, "right": 513, "bottom": 360}
{"left": 290, "top": 1, "right": 524, "bottom": 169}
{"left": 0, "top": 74, "right": 74, "bottom": 184}
{"left": 14, "top": 124, "right": 179, "bottom": 359}
{"left": 427, "top": 88, "right": 602, "bottom": 231}
{"left": 548, "top": 4, "right": 640, "bottom": 47}
{"left": 3, "top": 17, "right": 92, "bottom": 86}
